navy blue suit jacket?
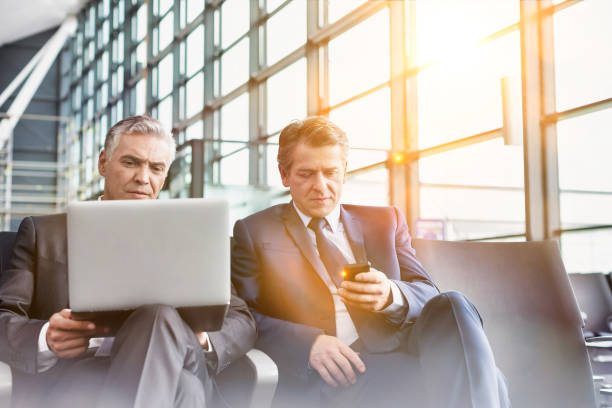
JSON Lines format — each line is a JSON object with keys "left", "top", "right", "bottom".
{"left": 231, "top": 203, "right": 438, "bottom": 380}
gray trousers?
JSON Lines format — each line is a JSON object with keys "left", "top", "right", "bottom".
{"left": 276, "top": 291, "right": 511, "bottom": 408}
{"left": 47, "top": 304, "right": 212, "bottom": 408}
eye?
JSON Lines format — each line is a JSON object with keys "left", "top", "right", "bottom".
{"left": 151, "top": 165, "right": 165, "bottom": 173}
{"left": 297, "top": 171, "right": 312, "bottom": 178}
{"left": 122, "top": 159, "right": 136, "bottom": 167}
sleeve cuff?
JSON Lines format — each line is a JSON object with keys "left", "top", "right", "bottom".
{"left": 379, "top": 281, "right": 409, "bottom": 323}
{"left": 37, "top": 322, "right": 59, "bottom": 372}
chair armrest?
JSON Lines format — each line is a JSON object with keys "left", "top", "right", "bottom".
{"left": 215, "top": 348, "right": 278, "bottom": 408}
{"left": 243, "top": 349, "right": 278, "bottom": 408}
{"left": 586, "top": 336, "right": 612, "bottom": 348}
{"left": 0, "top": 361, "right": 11, "bottom": 408}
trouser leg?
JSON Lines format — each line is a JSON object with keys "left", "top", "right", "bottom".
{"left": 97, "top": 304, "right": 212, "bottom": 408}
{"left": 407, "top": 291, "right": 510, "bottom": 408}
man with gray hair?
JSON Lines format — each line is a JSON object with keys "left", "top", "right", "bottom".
{"left": 0, "top": 115, "right": 256, "bottom": 407}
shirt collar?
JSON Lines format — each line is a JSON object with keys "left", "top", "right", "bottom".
{"left": 292, "top": 201, "right": 341, "bottom": 233}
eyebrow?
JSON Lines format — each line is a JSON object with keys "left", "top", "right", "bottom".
{"left": 120, "top": 154, "right": 167, "bottom": 169}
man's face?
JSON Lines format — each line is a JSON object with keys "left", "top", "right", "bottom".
{"left": 98, "top": 133, "right": 172, "bottom": 200}
{"left": 280, "top": 142, "right": 347, "bottom": 218}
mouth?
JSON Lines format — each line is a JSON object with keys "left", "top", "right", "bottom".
{"left": 127, "top": 191, "right": 151, "bottom": 198}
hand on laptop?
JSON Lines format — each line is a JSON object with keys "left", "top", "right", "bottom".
{"left": 309, "top": 334, "right": 365, "bottom": 387}
{"left": 338, "top": 269, "right": 393, "bottom": 312}
{"left": 46, "top": 309, "right": 101, "bottom": 358}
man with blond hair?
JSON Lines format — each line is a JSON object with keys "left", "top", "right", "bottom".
{"left": 0, "top": 116, "right": 256, "bottom": 407}
{"left": 232, "top": 116, "right": 510, "bottom": 407}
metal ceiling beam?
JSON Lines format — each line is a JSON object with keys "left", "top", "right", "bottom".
{"left": 0, "top": 16, "right": 77, "bottom": 150}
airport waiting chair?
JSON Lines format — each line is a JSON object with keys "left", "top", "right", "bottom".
{"left": 569, "top": 272, "right": 612, "bottom": 337}
{"left": 413, "top": 239, "right": 597, "bottom": 408}
{"left": 0, "top": 231, "right": 278, "bottom": 408}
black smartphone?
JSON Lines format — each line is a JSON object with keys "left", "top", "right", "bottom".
{"left": 342, "top": 262, "right": 370, "bottom": 281}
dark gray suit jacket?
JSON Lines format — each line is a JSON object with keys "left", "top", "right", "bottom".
{"left": 231, "top": 203, "right": 438, "bottom": 380}
{"left": 0, "top": 213, "right": 256, "bottom": 406}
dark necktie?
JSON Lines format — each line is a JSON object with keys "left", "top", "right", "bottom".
{"left": 308, "top": 217, "right": 347, "bottom": 287}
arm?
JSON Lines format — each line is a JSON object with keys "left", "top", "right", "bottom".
{"left": 231, "top": 219, "right": 323, "bottom": 380}
{"left": 206, "top": 282, "right": 257, "bottom": 374}
{"left": 338, "top": 207, "right": 438, "bottom": 327}
{"left": 0, "top": 217, "right": 50, "bottom": 374}
{"left": 389, "top": 206, "right": 439, "bottom": 325}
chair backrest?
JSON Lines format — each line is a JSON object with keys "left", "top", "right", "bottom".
{"left": 569, "top": 272, "right": 612, "bottom": 334}
{"left": 0, "top": 232, "right": 16, "bottom": 286}
{"left": 413, "top": 239, "right": 596, "bottom": 408}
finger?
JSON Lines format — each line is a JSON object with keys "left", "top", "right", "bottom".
{"left": 322, "top": 358, "right": 350, "bottom": 387}
{"left": 339, "top": 345, "right": 366, "bottom": 373}
{"left": 331, "top": 352, "right": 358, "bottom": 384}
{"left": 50, "top": 315, "right": 95, "bottom": 331}
{"left": 340, "top": 297, "right": 376, "bottom": 311}
{"left": 354, "top": 271, "right": 383, "bottom": 283}
{"left": 56, "top": 345, "right": 89, "bottom": 359}
{"left": 48, "top": 328, "right": 96, "bottom": 342}
{"left": 51, "top": 336, "right": 90, "bottom": 352}
{"left": 338, "top": 290, "right": 378, "bottom": 304}
{"left": 314, "top": 363, "right": 339, "bottom": 387}
{"left": 340, "top": 281, "right": 384, "bottom": 294}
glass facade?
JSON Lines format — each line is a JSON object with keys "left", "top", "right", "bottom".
{"left": 55, "top": 0, "right": 612, "bottom": 272}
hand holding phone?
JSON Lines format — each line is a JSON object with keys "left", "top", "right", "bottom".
{"left": 342, "top": 262, "right": 370, "bottom": 281}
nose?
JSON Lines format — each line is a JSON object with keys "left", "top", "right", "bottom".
{"left": 134, "top": 166, "right": 151, "bottom": 185}
{"left": 312, "top": 172, "right": 326, "bottom": 192}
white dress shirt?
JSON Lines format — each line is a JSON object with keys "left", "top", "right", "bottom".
{"left": 292, "top": 203, "right": 407, "bottom": 346}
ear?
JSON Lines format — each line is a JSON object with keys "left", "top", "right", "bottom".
{"left": 279, "top": 164, "right": 290, "bottom": 187}
{"left": 98, "top": 150, "right": 107, "bottom": 176}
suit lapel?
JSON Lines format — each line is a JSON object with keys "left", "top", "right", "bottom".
{"left": 340, "top": 206, "right": 367, "bottom": 263}
{"left": 281, "top": 204, "right": 330, "bottom": 284}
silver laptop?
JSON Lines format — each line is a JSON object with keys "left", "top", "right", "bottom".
{"left": 67, "top": 198, "right": 230, "bottom": 333}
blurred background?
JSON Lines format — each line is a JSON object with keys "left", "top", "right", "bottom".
{"left": 0, "top": 0, "right": 610, "bottom": 273}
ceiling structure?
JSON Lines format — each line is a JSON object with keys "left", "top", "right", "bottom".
{"left": 0, "top": 0, "right": 87, "bottom": 47}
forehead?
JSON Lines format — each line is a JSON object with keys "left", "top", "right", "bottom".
{"left": 114, "top": 133, "right": 171, "bottom": 161}
{"left": 290, "top": 143, "right": 345, "bottom": 170}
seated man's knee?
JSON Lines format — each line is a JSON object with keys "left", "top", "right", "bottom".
{"left": 132, "top": 303, "right": 181, "bottom": 324}
{"left": 422, "top": 291, "right": 480, "bottom": 323}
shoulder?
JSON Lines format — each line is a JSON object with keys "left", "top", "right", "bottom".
{"left": 239, "top": 203, "right": 287, "bottom": 226}
{"left": 342, "top": 204, "right": 397, "bottom": 219}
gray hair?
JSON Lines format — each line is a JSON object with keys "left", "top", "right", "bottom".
{"left": 104, "top": 115, "right": 176, "bottom": 165}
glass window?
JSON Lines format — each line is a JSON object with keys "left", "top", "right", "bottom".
{"left": 185, "top": 72, "right": 204, "bottom": 118}
{"left": 186, "top": 120, "right": 203, "bottom": 141}
{"left": 415, "top": 0, "right": 518, "bottom": 65}
{"left": 221, "top": 92, "right": 249, "bottom": 142}
{"left": 419, "top": 139, "right": 524, "bottom": 188}
{"left": 420, "top": 186, "right": 525, "bottom": 240}
{"left": 157, "top": 54, "right": 174, "bottom": 98}
{"left": 266, "top": 142, "right": 281, "bottom": 187}
{"left": 220, "top": 143, "right": 249, "bottom": 185}
{"left": 186, "top": 25, "right": 204, "bottom": 77}
{"left": 417, "top": 32, "right": 521, "bottom": 149}
{"left": 554, "top": 0, "right": 612, "bottom": 111}
{"left": 266, "top": 58, "right": 306, "bottom": 134}
{"left": 135, "top": 5, "right": 147, "bottom": 42}
{"left": 329, "top": 87, "right": 391, "bottom": 151}
{"left": 187, "top": 0, "right": 204, "bottom": 22}
{"left": 221, "top": 38, "right": 249, "bottom": 95}
{"left": 328, "top": 9, "right": 389, "bottom": 105}
{"left": 158, "top": 11, "right": 174, "bottom": 52}
{"left": 266, "top": 0, "right": 306, "bottom": 66}
{"left": 156, "top": 96, "right": 174, "bottom": 128}
{"left": 561, "top": 229, "right": 612, "bottom": 273}
{"left": 558, "top": 109, "right": 612, "bottom": 229}
{"left": 221, "top": 0, "right": 250, "bottom": 49}
{"left": 135, "top": 79, "right": 146, "bottom": 114}
{"left": 342, "top": 169, "right": 389, "bottom": 206}
{"left": 328, "top": 0, "right": 367, "bottom": 24}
